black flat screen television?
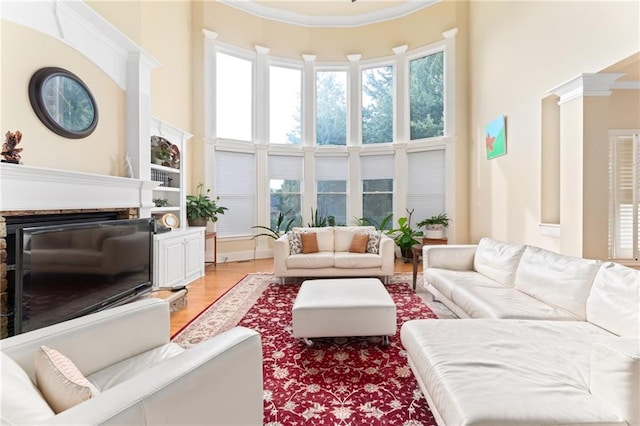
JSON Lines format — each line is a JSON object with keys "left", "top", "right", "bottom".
{"left": 14, "top": 218, "right": 154, "bottom": 334}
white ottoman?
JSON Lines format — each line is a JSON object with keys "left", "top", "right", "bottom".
{"left": 292, "top": 278, "right": 397, "bottom": 346}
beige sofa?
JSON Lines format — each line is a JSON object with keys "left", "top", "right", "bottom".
{"left": 1, "top": 298, "right": 264, "bottom": 425}
{"left": 401, "top": 238, "right": 640, "bottom": 426}
{"left": 274, "top": 226, "right": 395, "bottom": 281}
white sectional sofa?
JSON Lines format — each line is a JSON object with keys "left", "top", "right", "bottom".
{"left": 401, "top": 238, "right": 640, "bottom": 426}
{"left": 274, "top": 226, "right": 395, "bottom": 280}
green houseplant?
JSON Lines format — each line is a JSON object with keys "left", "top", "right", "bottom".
{"left": 186, "top": 183, "right": 228, "bottom": 226}
{"left": 387, "top": 209, "right": 423, "bottom": 261}
{"left": 251, "top": 210, "right": 298, "bottom": 240}
{"left": 417, "top": 213, "right": 450, "bottom": 239}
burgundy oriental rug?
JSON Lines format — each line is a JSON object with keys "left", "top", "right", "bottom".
{"left": 172, "top": 274, "right": 439, "bottom": 426}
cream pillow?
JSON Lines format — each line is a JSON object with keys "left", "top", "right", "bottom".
{"left": 35, "top": 346, "right": 100, "bottom": 413}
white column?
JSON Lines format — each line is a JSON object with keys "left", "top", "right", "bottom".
{"left": 347, "top": 54, "right": 361, "bottom": 146}
{"left": 302, "top": 146, "right": 316, "bottom": 224}
{"left": 348, "top": 146, "right": 362, "bottom": 221}
{"left": 301, "top": 54, "right": 316, "bottom": 147}
{"left": 255, "top": 45, "right": 270, "bottom": 144}
{"left": 254, "top": 144, "right": 270, "bottom": 257}
{"left": 392, "top": 45, "right": 408, "bottom": 143}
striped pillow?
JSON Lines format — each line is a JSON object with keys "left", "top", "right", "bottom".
{"left": 35, "top": 346, "right": 100, "bottom": 413}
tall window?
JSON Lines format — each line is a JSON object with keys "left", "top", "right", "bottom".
{"left": 408, "top": 150, "right": 446, "bottom": 226}
{"left": 610, "top": 133, "right": 639, "bottom": 261}
{"left": 362, "top": 65, "right": 393, "bottom": 144}
{"left": 362, "top": 155, "right": 394, "bottom": 229}
{"left": 409, "top": 51, "right": 444, "bottom": 140}
{"left": 216, "top": 52, "right": 252, "bottom": 141}
{"left": 270, "top": 65, "right": 301, "bottom": 144}
{"left": 215, "top": 150, "right": 255, "bottom": 237}
{"left": 269, "top": 155, "right": 303, "bottom": 229}
{"left": 316, "top": 156, "right": 348, "bottom": 225}
{"left": 316, "top": 70, "right": 347, "bottom": 145}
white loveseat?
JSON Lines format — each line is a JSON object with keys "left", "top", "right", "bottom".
{"left": 1, "top": 298, "right": 264, "bottom": 425}
{"left": 274, "top": 226, "right": 395, "bottom": 281}
{"left": 401, "top": 238, "right": 640, "bottom": 426}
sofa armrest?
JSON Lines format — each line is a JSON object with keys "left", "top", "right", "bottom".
{"left": 379, "top": 234, "right": 395, "bottom": 272}
{"left": 423, "top": 245, "right": 477, "bottom": 271}
{"left": 590, "top": 337, "right": 640, "bottom": 425}
{"left": 274, "top": 233, "right": 290, "bottom": 276}
{"left": 42, "top": 327, "right": 263, "bottom": 426}
{"left": 1, "top": 299, "right": 170, "bottom": 380}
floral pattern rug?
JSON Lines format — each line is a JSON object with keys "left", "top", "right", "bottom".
{"left": 172, "top": 274, "right": 440, "bottom": 425}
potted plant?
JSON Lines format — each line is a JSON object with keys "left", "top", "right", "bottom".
{"left": 251, "top": 210, "right": 298, "bottom": 240}
{"left": 387, "top": 209, "right": 423, "bottom": 262}
{"left": 186, "top": 183, "right": 228, "bottom": 227}
{"left": 417, "top": 213, "right": 450, "bottom": 239}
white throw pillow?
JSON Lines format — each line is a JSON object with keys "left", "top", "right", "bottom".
{"left": 473, "top": 237, "right": 526, "bottom": 286}
{"left": 35, "top": 346, "right": 100, "bottom": 413}
{"left": 288, "top": 230, "right": 304, "bottom": 254}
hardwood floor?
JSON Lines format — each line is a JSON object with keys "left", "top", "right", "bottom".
{"left": 168, "top": 257, "right": 416, "bottom": 336}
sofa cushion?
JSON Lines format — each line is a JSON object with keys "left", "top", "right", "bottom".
{"left": 334, "top": 226, "right": 374, "bottom": 252}
{"left": 586, "top": 262, "right": 640, "bottom": 337}
{"left": 590, "top": 337, "right": 640, "bottom": 425}
{"left": 1, "top": 352, "right": 55, "bottom": 425}
{"left": 293, "top": 227, "right": 334, "bottom": 252}
{"left": 401, "top": 319, "right": 623, "bottom": 426}
{"left": 334, "top": 252, "right": 382, "bottom": 269}
{"left": 425, "top": 269, "right": 503, "bottom": 301}
{"left": 286, "top": 253, "right": 335, "bottom": 269}
{"left": 450, "top": 280, "right": 577, "bottom": 320}
{"left": 35, "top": 346, "right": 100, "bottom": 413}
{"left": 473, "top": 237, "right": 526, "bottom": 286}
{"left": 288, "top": 230, "right": 303, "bottom": 254}
{"left": 349, "top": 234, "right": 369, "bottom": 253}
{"left": 515, "top": 246, "right": 601, "bottom": 320}
{"left": 301, "top": 233, "right": 319, "bottom": 254}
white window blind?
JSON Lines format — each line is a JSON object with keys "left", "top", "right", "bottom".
{"left": 610, "top": 134, "right": 639, "bottom": 261}
{"left": 407, "top": 149, "right": 446, "bottom": 223}
{"left": 269, "top": 155, "right": 303, "bottom": 180}
{"left": 316, "top": 156, "right": 348, "bottom": 180}
{"left": 361, "top": 154, "right": 394, "bottom": 179}
{"left": 215, "top": 150, "right": 255, "bottom": 237}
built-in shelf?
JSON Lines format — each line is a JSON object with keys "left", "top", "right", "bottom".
{"left": 151, "top": 164, "right": 180, "bottom": 174}
{"left": 151, "top": 206, "right": 180, "bottom": 213}
{"left": 153, "top": 186, "right": 180, "bottom": 193}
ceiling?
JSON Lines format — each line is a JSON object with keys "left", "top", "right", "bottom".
{"left": 219, "top": 0, "right": 438, "bottom": 27}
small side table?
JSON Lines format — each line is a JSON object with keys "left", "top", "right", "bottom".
{"left": 205, "top": 231, "right": 217, "bottom": 265}
{"left": 412, "top": 238, "right": 448, "bottom": 291}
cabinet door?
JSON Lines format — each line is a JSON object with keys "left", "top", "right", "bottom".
{"left": 183, "top": 232, "right": 204, "bottom": 282}
{"left": 162, "top": 236, "right": 187, "bottom": 287}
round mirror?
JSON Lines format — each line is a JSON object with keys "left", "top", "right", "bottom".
{"left": 29, "top": 67, "right": 99, "bottom": 139}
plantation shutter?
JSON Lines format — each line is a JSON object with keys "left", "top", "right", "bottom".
{"left": 215, "top": 150, "right": 255, "bottom": 237}
{"left": 361, "top": 154, "right": 394, "bottom": 180}
{"left": 610, "top": 134, "right": 639, "bottom": 260}
{"left": 407, "top": 149, "right": 446, "bottom": 224}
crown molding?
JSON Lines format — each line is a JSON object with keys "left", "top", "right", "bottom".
{"left": 218, "top": 0, "right": 439, "bottom": 28}
{"left": 548, "top": 73, "right": 625, "bottom": 104}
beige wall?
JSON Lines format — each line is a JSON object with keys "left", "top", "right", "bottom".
{"left": 610, "top": 89, "right": 640, "bottom": 129}
{"left": 468, "top": 0, "right": 639, "bottom": 256}
{"left": 0, "top": 21, "right": 125, "bottom": 176}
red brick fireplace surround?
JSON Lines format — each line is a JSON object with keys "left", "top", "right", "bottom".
{"left": 0, "top": 163, "right": 157, "bottom": 338}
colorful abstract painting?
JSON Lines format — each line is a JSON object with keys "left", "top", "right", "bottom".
{"left": 485, "top": 115, "right": 507, "bottom": 159}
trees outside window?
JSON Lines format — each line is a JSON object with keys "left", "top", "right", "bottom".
{"left": 409, "top": 51, "right": 444, "bottom": 140}
{"left": 316, "top": 70, "right": 347, "bottom": 145}
{"left": 362, "top": 65, "right": 393, "bottom": 144}
{"left": 270, "top": 180, "right": 302, "bottom": 229}
{"left": 363, "top": 179, "right": 393, "bottom": 229}
{"left": 317, "top": 180, "right": 347, "bottom": 225}
{"left": 270, "top": 65, "right": 301, "bottom": 144}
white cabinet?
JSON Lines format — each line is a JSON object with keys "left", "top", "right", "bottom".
{"left": 154, "top": 227, "right": 205, "bottom": 288}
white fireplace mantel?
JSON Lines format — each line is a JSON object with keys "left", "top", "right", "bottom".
{"left": 0, "top": 163, "right": 158, "bottom": 213}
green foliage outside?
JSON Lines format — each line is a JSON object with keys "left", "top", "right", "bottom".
{"left": 410, "top": 52, "right": 444, "bottom": 140}
{"left": 362, "top": 66, "right": 393, "bottom": 144}
{"left": 315, "top": 71, "right": 347, "bottom": 145}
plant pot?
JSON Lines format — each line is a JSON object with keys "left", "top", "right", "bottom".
{"left": 188, "top": 217, "right": 208, "bottom": 227}
{"left": 400, "top": 247, "right": 413, "bottom": 262}
{"left": 425, "top": 225, "right": 444, "bottom": 239}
